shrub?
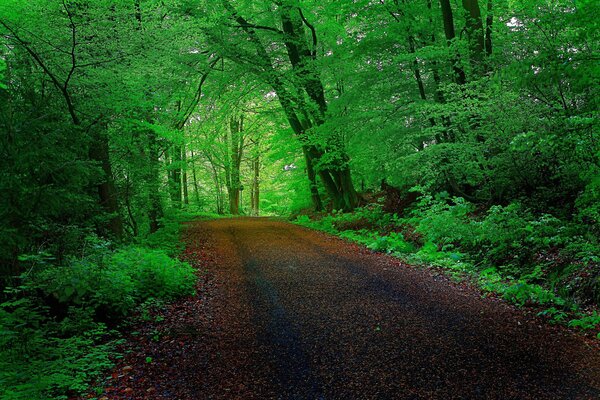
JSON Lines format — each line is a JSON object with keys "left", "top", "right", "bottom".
{"left": 498, "top": 282, "right": 565, "bottom": 307}
{"left": 568, "top": 312, "right": 600, "bottom": 330}
{"left": 409, "top": 195, "right": 476, "bottom": 250}
{"left": 32, "top": 246, "right": 195, "bottom": 319}
{"left": 367, "top": 232, "right": 415, "bottom": 254}
{"left": 1, "top": 243, "right": 196, "bottom": 399}
{"left": 34, "top": 258, "right": 135, "bottom": 318}
{"left": 0, "top": 299, "right": 116, "bottom": 400}
{"left": 111, "top": 247, "right": 196, "bottom": 301}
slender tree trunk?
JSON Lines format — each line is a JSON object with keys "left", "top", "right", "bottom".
{"left": 190, "top": 149, "right": 201, "bottom": 205}
{"left": 228, "top": 115, "right": 244, "bottom": 215}
{"left": 147, "top": 131, "right": 163, "bottom": 233}
{"left": 182, "top": 143, "right": 189, "bottom": 206}
{"left": 406, "top": 35, "right": 437, "bottom": 127}
{"left": 169, "top": 145, "right": 182, "bottom": 208}
{"left": 216, "top": 175, "right": 224, "bottom": 214}
{"left": 124, "top": 177, "right": 138, "bottom": 236}
{"left": 251, "top": 153, "right": 260, "bottom": 216}
{"left": 484, "top": 0, "right": 493, "bottom": 57}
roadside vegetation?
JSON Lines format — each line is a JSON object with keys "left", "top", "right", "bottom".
{"left": 0, "top": 211, "right": 203, "bottom": 400}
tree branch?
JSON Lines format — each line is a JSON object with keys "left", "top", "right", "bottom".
{"left": 174, "top": 56, "right": 221, "bottom": 129}
{"left": 298, "top": 8, "right": 317, "bottom": 58}
{"left": 62, "top": 0, "right": 77, "bottom": 91}
{"left": 0, "top": 19, "right": 80, "bottom": 125}
{"left": 227, "top": 22, "right": 283, "bottom": 35}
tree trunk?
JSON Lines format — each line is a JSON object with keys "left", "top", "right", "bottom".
{"left": 462, "top": 0, "right": 485, "bottom": 74}
{"left": 484, "top": 0, "right": 493, "bottom": 57}
{"left": 251, "top": 154, "right": 260, "bottom": 216}
{"left": 439, "top": 0, "right": 467, "bottom": 84}
{"left": 302, "top": 146, "right": 323, "bottom": 211}
{"left": 89, "top": 128, "right": 123, "bottom": 239}
{"left": 168, "top": 145, "right": 182, "bottom": 208}
{"left": 226, "top": 115, "right": 244, "bottom": 215}
{"left": 190, "top": 149, "right": 202, "bottom": 205}
{"left": 182, "top": 142, "right": 189, "bottom": 206}
{"left": 147, "top": 131, "right": 163, "bottom": 233}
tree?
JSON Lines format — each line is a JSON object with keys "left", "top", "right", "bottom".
{"left": 201, "top": 0, "right": 359, "bottom": 210}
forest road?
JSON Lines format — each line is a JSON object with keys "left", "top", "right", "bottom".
{"left": 109, "top": 218, "right": 600, "bottom": 399}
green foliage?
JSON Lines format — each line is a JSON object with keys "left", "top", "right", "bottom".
{"left": 111, "top": 247, "right": 196, "bottom": 301}
{"left": 538, "top": 307, "right": 569, "bottom": 324}
{"left": 34, "top": 259, "right": 135, "bottom": 318}
{"left": 568, "top": 312, "right": 600, "bottom": 331}
{"left": 297, "top": 199, "right": 599, "bottom": 328}
{"left": 0, "top": 299, "right": 117, "bottom": 400}
{"left": 367, "top": 233, "right": 415, "bottom": 254}
{"left": 0, "top": 59, "right": 7, "bottom": 89}
{"left": 32, "top": 246, "right": 195, "bottom": 319}
{"left": 0, "top": 231, "right": 196, "bottom": 398}
{"left": 492, "top": 282, "right": 566, "bottom": 308}
{"left": 0, "top": 1, "right": 598, "bottom": 395}
{"left": 409, "top": 195, "right": 476, "bottom": 251}
{"left": 406, "top": 197, "right": 598, "bottom": 279}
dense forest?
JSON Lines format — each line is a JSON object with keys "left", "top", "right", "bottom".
{"left": 0, "top": 0, "right": 599, "bottom": 398}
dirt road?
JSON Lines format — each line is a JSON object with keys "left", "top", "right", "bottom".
{"left": 104, "top": 218, "right": 600, "bottom": 399}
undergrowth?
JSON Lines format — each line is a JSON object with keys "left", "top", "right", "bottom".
{"left": 295, "top": 198, "right": 600, "bottom": 338}
{"left": 0, "top": 211, "right": 204, "bottom": 399}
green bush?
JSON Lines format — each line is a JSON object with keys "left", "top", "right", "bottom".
{"left": 408, "top": 197, "right": 580, "bottom": 277}
{"left": 32, "top": 246, "right": 195, "bottom": 318}
{"left": 0, "top": 241, "right": 196, "bottom": 399}
{"left": 0, "top": 299, "right": 117, "bottom": 400}
{"left": 496, "top": 282, "right": 565, "bottom": 307}
{"left": 34, "top": 259, "right": 135, "bottom": 318}
{"left": 296, "top": 199, "right": 600, "bottom": 309}
{"left": 568, "top": 312, "right": 600, "bottom": 330}
{"left": 111, "top": 247, "right": 196, "bottom": 301}
{"left": 367, "top": 232, "right": 415, "bottom": 254}
{"left": 409, "top": 194, "right": 476, "bottom": 250}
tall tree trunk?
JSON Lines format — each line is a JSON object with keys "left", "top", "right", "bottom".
{"left": 406, "top": 35, "right": 437, "bottom": 127}
{"left": 439, "top": 0, "right": 467, "bottom": 84}
{"left": 168, "top": 145, "right": 182, "bottom": 208}
{"left": 251, "top": 155, "right": 260, "bottom": 216}
{"left": 215, "top": 175, "right": 224, "bottom": 214}
{"left": 249, "top": 140, "right": 261, "bottom": 216}
{"left": 89, "top": 128, "right": 123, "bottom": 239}
{"left": 190, "top": 149, "right": 201, "bottom": 205}
{"left": 484, "top": 0, "right": 493, "bottom": 57}
{"left": 147, "top": 131, "right": 162, "bottom": 233}
{"left": 182, "top": 142, "right": 189, "bottom": 206}
{"left": 227, "top": 115, "right": 244, "bottom": 215}
{"left": 462, "top": 0, "right": 485, "bottom": 74}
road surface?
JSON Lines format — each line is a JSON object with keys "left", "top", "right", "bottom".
{"left": 103, "top": 218, "right": 600, "bottom": 399}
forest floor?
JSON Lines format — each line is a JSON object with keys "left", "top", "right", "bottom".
{"left": 94, "top": 218, "right": 600, "bottom": 399}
